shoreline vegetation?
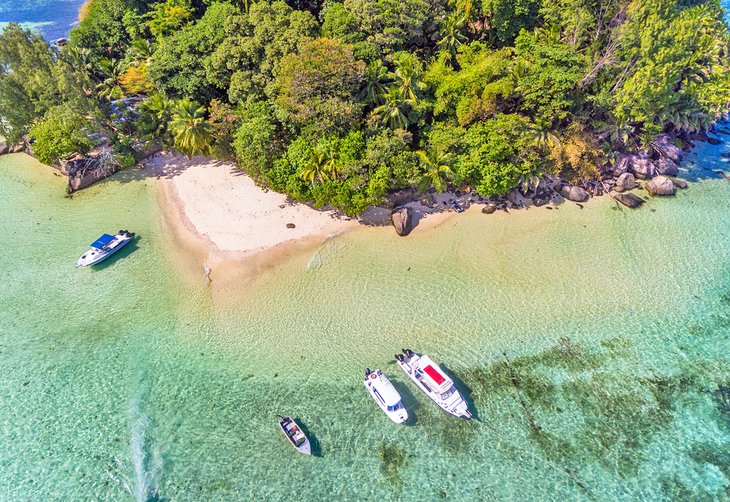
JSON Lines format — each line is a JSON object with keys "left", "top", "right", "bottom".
{"left": 1, "top": 0, "right": 729, "bottom": 240}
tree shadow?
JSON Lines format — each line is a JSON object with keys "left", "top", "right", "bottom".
{"left": 294, "top": 418, "right": 322, "bottom": 457}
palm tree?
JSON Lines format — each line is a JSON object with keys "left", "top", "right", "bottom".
{"left": 438, "top": 12, "right": 468, "bottom": 59}
{"left": 95, "top": 58, "right": 126, "bottom": 101}
{"left": 417, "top": 149, "right": 454, "bottom": 193}
{"left": 529, "top": 118, "right": 561, "bottom": 149}
{"left": 128, "top": 38, "right": 155, "bottom": 66}
{"left": 360, "top": 60, "right": 391, "bottom": 106}
{"left": 169, "top": 99, "right": 214, "bottom": 158}
{"left": 371, "top": 86, "right": 413, "bottom": 130}
{"left": 299, "top": 149, "right": 337, "bottom": 185}
{"left": 392, "top": 53, "right": 425, "bottom": 103}
{"left": 140, "top": 93, "right": 173, "bottom": 142}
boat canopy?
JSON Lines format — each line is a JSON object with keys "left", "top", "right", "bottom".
{"left": 419, "top": 356, "right": 453, "bottom": 390}
{"left": 373, "top": 379, "right": 402, "bottom": 406}
{"left": 90, "top": 234, "right": 115, "bottom": 249}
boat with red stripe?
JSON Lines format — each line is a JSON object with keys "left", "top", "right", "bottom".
{"left": 395, "top": 348, "right": 472, "bottom": 419}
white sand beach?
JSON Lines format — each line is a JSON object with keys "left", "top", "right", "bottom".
{"left": 145, "top": 153, "right": 356, "bottom": 257}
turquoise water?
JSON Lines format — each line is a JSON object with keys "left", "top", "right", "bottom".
{"left": 0, "top": 138, "right": 729, "bottom": 500}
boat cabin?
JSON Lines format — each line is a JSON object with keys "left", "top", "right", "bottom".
{"left": 414, "top": 356, "right": 457, "bottom": 398}
{"left": 369, "top": 373, "right": 405, "bottom": 412}
{"left": 91, "top": 234, "right": 116, "bottom": 250}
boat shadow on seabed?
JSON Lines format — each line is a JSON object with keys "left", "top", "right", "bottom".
{"left": 90, "top": 236, "right": 141, "bottom": 271}
{"left": 295, "top": 418, "right": 322, "bottom": 457}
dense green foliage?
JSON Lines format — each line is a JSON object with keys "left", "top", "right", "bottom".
{"left": 1, "top": 0, "right": 729, "bottom": 213}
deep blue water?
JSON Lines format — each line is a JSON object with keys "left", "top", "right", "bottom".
{"left": 0, "top": 0, "right": 85, "bottom": 41}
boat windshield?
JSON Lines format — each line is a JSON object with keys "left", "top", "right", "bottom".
{"left": 440, "top": 386, "right": 455, "bottom": 400}
{"left": 387, "top": 402, "right": 403, "bottom": 412}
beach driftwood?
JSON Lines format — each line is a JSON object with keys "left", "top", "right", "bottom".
{"left": 390, "top": 207, "right": 412, "bottom": 236}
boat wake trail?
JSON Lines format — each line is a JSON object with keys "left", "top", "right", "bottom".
{"left": 106, "top": 386, "right": 164, "bottom": 502}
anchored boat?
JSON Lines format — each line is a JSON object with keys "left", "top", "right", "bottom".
{"left": 277, "top": 416, "right": 311, "bottom": 455}
{"left": 76, "top": 230, "right": 135, "bottom": 267}
{"left": 363, "top": 368, "right": 408, "bottom": 424}
{"left": 395, "top": 349, "right": 472, "bottom": 419}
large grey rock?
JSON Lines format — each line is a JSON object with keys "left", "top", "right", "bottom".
{"left": 10, "top": 143, "right": 25, "bottom": 153}
{"left": 0, "top": 143, "right": 8, "bottom": 155}
{"left": 645, "top": 176, "right": 675, "bottom": 196}
{"left": 559, "top": 185, "right": 589, "bottom": 202}
{"left": 655, "top": 158, "right": 678, "bottom": 176}
{"left": 611, "top": 155, "right": 630, "bottom": 176}
{"left": 653, "top": 134, "right": 682, "bottom": 161}
{"left": 390, "top": 207, "right": 412, "bottom": 236}
{"left": 614, "top": 192, "right": 645, "bottom": 208}
{"left": 614, "top": 172, "right": 636, "bottom": 192}
{"left": 630, "top": 156, "right": 656, "bottom": 179}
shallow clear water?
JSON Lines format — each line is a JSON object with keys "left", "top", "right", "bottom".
{"left": 0, "top": 137, "right": 729, "bottom": 501}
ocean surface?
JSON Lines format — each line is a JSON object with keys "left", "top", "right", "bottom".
{"left": 0, "top": 0, "right": 84, "bottom": 41}
{"left": 0, "top": 136, "right": 729, "bottom": 500}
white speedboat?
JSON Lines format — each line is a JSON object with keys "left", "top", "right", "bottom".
{"left": 277, "top": 416, "right": 311, "bottom": 455}
{"left": 363, "top": 368, "right": 408, "bottom": 424}
{"left": 395, "top": 349, "right": 472, "bottom": 419}
{"left": 76, "top": 230, "right": 135, "bottom": 267}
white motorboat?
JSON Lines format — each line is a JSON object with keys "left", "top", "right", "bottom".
{"left": 76, "top": 230, "right": 135, "bottom": 267}
{"left": 395, "top": 349, "right": 472, "bottom": 419}
{"left": 277, "top": 416, "right": 311, "bottom": 455}
{"left": 363, "top": 368, "right": 408, "bottom": 424}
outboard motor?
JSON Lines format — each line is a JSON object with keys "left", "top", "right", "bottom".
{"left": 365, "top": 368, "right": 371, "bottom": 376}
{"left": 403, "top": 348, "right": 413, "bottom": 357}
{"left": 395, "top": 354, "right": 404, "bottom": 362}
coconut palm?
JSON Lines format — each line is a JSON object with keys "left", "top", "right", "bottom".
{"left": 371, "top": 86, "right": 413, "bottom": 130}
{"left": 95, "top": 58, "right": 126, "bottom": 101}
{"left": 417, "top": 149, "right": 454, "bottom": 193}
{"left": 139, "top": 93, "right": 173, "bottom": 142}
{"left": 360, "top": 60, "right": 391, "bottom": 106}
{"left": 169, "top": 99, "right": 214, "bottom": 158}
{"left": 391, "top": 52, "right": 425, "bottom": 103}
{"left": 438, "top": 12, "right": 468, "bottom": 58}
{"left": 299, "top": 149, "right": 337, "bottom": 185}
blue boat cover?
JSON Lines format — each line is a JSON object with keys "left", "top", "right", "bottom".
{"left": 90, "top": 234, "right": 115, "bottom": 249}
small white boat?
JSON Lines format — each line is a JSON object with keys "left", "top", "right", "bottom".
{"left": 363, "top": 368, "right": 408, "bottom": 424}
{"left": 395, "top": 349, "right": 472, "bottom": 419}
{"left": 278, "top": 416, "right": 311, "bottom": 455}
{"left": 76, "top": 230, "right": 135, "bottom": 267}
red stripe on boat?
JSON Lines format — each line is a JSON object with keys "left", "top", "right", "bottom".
{"left": 424, "top": 365, "right": 445, "bottom": 385}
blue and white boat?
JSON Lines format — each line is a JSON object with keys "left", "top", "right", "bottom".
{"left": 76, "top": 230, "right": 135, "bottom": 267}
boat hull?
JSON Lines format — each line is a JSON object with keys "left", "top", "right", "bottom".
{"left": 363, "top": 371, "right": 408, "bottom": 424}
{"left": 76, "top": 234, "right": 133, "bottom": 267}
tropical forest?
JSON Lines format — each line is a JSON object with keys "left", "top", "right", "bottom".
{"left": 1, "top": 0, "right": 729, "bottom": 213}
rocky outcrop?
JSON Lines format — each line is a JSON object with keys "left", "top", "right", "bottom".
{"left": 611, "top": 155, "right": 631, "bottom": 176}
{"left": 630, "top": 154, "right": 656, "bottom": 179}
{"left": 391, "top": 207, "right": 412, "bottom": 236}
{"left": 67, "top": 161, "right": 120, "bottom": 193}
{"left": 614, "top": 172, "right": 636, "bottom": 192}
{"left": 559, "top": 185, "right": 589, "bottom": 202}
{"left": 613, "top": 192, "right": 645, "bottom": 208}
{"left": 655, "top": 158, "right": 678, "bottom": 176}
{"left": 653, "top": 134, "right": 682, "bottom": 161}
{"left": 645, "top": 176, "right": 675, "bottom": 196}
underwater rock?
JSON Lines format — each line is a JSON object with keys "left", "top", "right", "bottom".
{"left": 614, "top": 192, "right": 645, "bottom": 208}
{"left": 559, "top": 185, "right": 589, "bottom": 202}
{"left": 390, "top": 207, "right": 412, "bottom": 236}
{"left": 646, "top": 176, "right": 675, "bottom": 196}
{"left": 707, "top": 137, "right": 722, "bottom": 145}
{"left": 482, "top": 204, "right": 497, "bottom": 214}
{"left": 690, "top": 131, "right": 709, "bottom": 142}
{"left": 671, "top": 179, "right": 688, "bottom": 189}
{"left": 614, "top": 172, "right": 636, "bottom": 192}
